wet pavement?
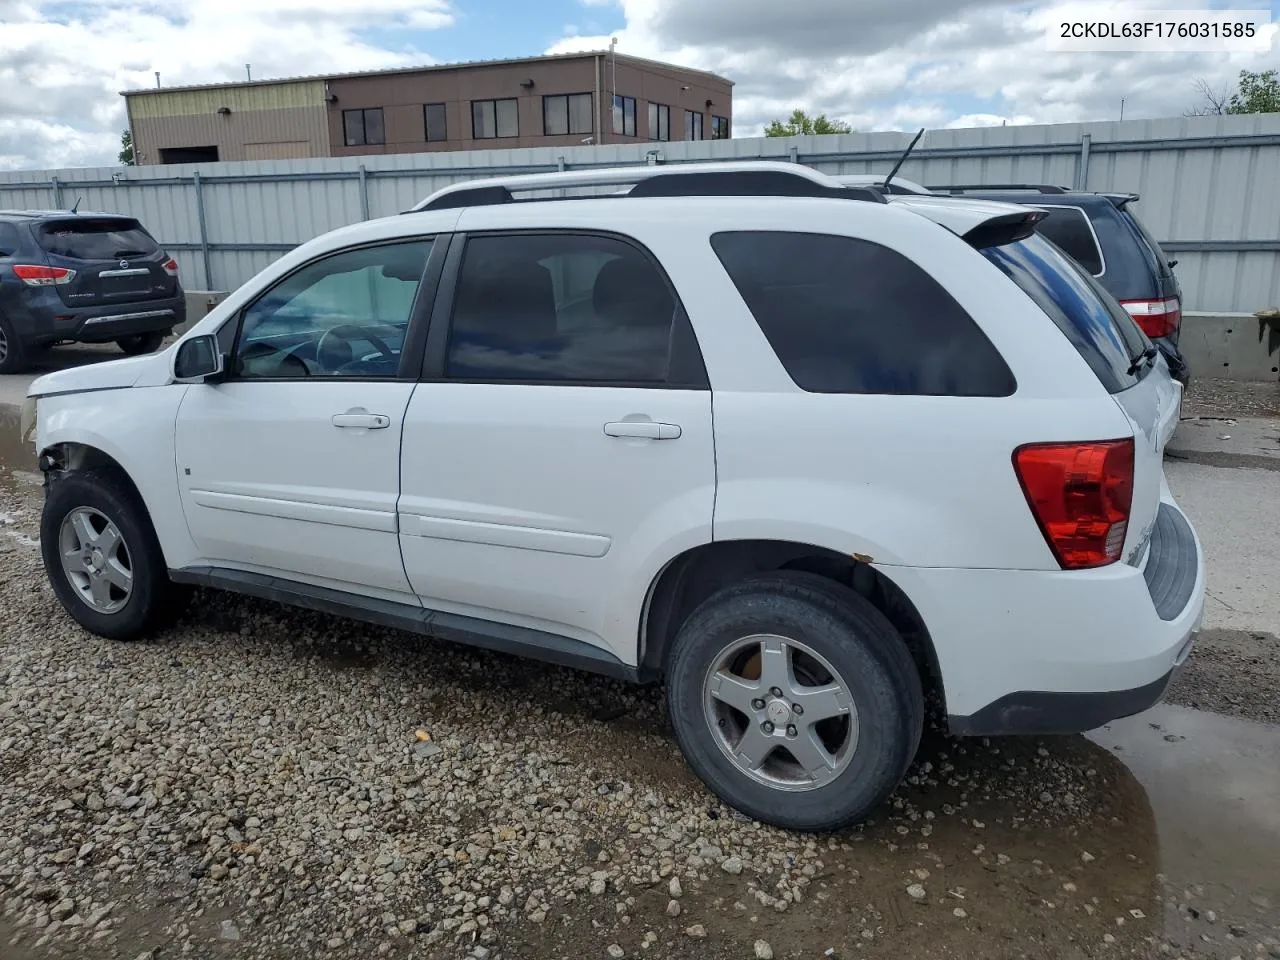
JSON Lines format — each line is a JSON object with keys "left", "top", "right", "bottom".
{"left": 1, "top": 378, "right": 1278, "bottom": 959}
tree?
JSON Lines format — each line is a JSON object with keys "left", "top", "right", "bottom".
{"left": 764, "top": 109, "right": 852, "bottom": 137}
{"left": 118, "top": 129, "right": 134, "bottom": 166}
{"left": 1227, "top": 68, "right": 1280, "bottom": 114}
{"left": 1187, "top": 69, "right": 1280, "bottom": 116}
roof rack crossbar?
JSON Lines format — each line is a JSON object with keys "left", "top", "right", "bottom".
{"left": 408, "top": 161, "right": 887, "bottom": 211}
{"left": 926, "top": 183, "right": 1070, "bottom": 195}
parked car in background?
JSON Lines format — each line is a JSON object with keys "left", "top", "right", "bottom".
{"left": 929, "top": 185, "right": 1189, "bottom": 385}
{"left": 0, "top": 210, "right": 185, "bottom": 374}
{"left": 23, "top": 162, "right": 1202, "bottom": 832}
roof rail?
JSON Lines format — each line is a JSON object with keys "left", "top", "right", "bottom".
{"left": 408, "top": 161, "right": 887, "bottom": 211}
{"left": 927, "top": 183, "right": 1070, "bottom": 195}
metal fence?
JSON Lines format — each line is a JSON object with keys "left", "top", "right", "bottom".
{"left": 3, "top": 112, "right": 1279, "bottom": 312}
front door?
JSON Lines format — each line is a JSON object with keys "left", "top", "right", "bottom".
{"left": 398, "top": 230, "right": 716, "bottom": 662}
{"left": 174, "top": 238, "right": 437, "bottom": 599}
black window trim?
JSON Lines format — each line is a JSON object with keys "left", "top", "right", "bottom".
{"left": 711, "top": 115, "right": 730, "bottom": 140}
{"left": 1037, "top": 203, "right": 1107, "bottom": 278}
{"left": 220, "top": 235, "right": 450, "bottom": 385}
{"left": 542, "top": 92, "right": 594, "bottom": 136}
{"left": 710, "top": 228, "right": 1017, "bottom": 398}
{"left": 471, "top": 98, "right": 519, "bottom": 140}
{"left": 342, "top": 107, "right": 385, "bottom": 147}
{"left": 423, "top": 102, "right": 447, "bottom": 142}
{"left": 417, "top": 228, "right": 710, "bottom": 390}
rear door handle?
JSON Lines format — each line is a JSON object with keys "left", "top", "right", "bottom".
{"left": 332, "top": 412, "right": 390, "bottom": 429}
{"left": 603, "top": 421, "right": 682, "bottom": 440}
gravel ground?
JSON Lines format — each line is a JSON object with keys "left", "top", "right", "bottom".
{"left": 1166, "top": 629, "right": 1280, "bottom": 725}
{"left": 1182, "top": 377, "right": 1280, "bottom": 420}
{"left": 0, "top": 487, "right": 1244, "bottom": 960}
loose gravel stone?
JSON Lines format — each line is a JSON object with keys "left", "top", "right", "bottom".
{"left": 754, "top": 939, "right": 774, "bottom": 959}
{"left": 684, "top": 924, "right": 708, "bottom": 939}
{"left": 607, "top": 944, "right": 624, "bottom": 958}
{"left": 907, "top": 884, "right": 927, "bottom": 901}
{"left": 721, "top": 856, "right": 743, "bottom": 875}
{"left": 666, "top": 899, "right": 681, "bottom": 917}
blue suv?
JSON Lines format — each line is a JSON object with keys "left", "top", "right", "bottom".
{"left": 929, "top": 185, "right": 1190, "bottom": 386}
{"left": 0, "top": 210, "right": 186, "bottom": 374}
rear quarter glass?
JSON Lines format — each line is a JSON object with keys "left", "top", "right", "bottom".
{"left": 982, "top": 233, "right": 1150, "bottom": 395}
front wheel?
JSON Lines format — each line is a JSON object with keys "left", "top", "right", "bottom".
{"left": 0, "top": 313, "right": 29, "bottom": 374}
{"left": 40, "top": 469, "right": 179, "bottom": 640}
{"left": 116, "top": 331, "right": 166, "bottom": 356}
{"left": 666, "top": 572, "right": 924, "bottom": 832}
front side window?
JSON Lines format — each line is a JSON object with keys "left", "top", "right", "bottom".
{"left": 712, "top": 231, "right": 1015, "bottom": 396}
{"left": 232, "top": 240, "right": 432, "bottom": 379}
{"left": 648, "top": 102, "right": 670, "bottom": 141}
{"left": 424, "top": 103, "right": 447, "bottom": 142}
{"left": 472, "top": 99, "right": 519, "bottom": 139}
{"left": 1034, "top": 207, "right": 1104, "bottom": 275}
{"left": 612, "top": 95, "right": 636, "bottom": 136}
{"left": 343, "top": 108, "right": 385, "bottom": 147}
{"left": 445, "top": 233, "right": 681, "bottom": 384}
{"left": 544, "top": 93, "right": 593, "bottom": 136}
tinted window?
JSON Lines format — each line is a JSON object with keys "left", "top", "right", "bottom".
{"left": 1034, "top": 207, "right": 1103, "bottom": 275}
{"left": 234, "top": 240, "right": 432, "bottom": 379}
{"left": 1121, "top": 208, "right": 1174, "bottom": 278}
{"left": 983, "top": 232, "right": 1149, "bottom": 394}
{"left": 446, "top": 234, "right": 683, "bottom": 384}
{"left": 342, "top": 108, "right": 384, "bottom": 146}
{"left": 424, "top": 103, "right": 447, "bottom": 142}
{"left": 38, "top": 218, "right": 159, "bottom": 260}
{"left": 0, "top": 222, "right": 22, "bottom": 257}
{"left": 711, "top": 231, "right": 1015, "bottom": 396}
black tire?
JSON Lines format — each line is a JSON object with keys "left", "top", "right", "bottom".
{"left": 40, "top": 468, "right": 181, "bottom": 640}
{"left": 666, "top": 571, "right": 924, "bottom": 832}
{"left": 116, "top": 331, "right": 166, "bottom": 356}
{"left": 0, "top": 313, "right": 29, "bottom": 374}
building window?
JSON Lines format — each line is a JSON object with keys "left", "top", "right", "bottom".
{"left": 343, "top": 108, "right": 385, "bottom": 147}
{"left": 543, "top": 93, "right": 593, "bottom": 136}
{"left": 647, "top": 103, "right": 670, "bottom": 141}
{"left": 684, "top": 110, "right": 703, "bottom": 141}
{"left": 424, "top": 103, "right": 447, "bottom": 142}
{"left": 472, "top": 98, "right": 519, "bottom": 139}
{"left": 612, "top": 95, "right": 636, "bottom": 137}
{"left": 711, "top": 115, "right": 730, "bottom": 139}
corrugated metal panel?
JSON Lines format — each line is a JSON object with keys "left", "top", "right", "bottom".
{"left": 3, "top": 114, "right": 1278, "bottom": 309}
{"left": 127, "top": 81, "right": 325, "bottom": 119}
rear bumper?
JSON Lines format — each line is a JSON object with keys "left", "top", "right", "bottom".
{"left": 883, "top": 496, "right": 1204, "bottom": 736}
{"left": 14, "top": 291, "right": 185, "bottom": 345}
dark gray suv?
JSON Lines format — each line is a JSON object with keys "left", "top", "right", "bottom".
{"left": 0, "top": 210, "right": 186, "bottom": 374}
{"left": 929, "top": 185, "right": 1189, "bottom": 386}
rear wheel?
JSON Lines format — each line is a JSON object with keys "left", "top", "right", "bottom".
{"left": 0, "top": 313, "right": 29, "bottom": 374}
{"left": 116, "top": 331, "right": 166, "bottom": 356}
{"left": 40, "top": 468, "right": 181, "bottom": 640}
{"left": 666, "top": 571, "right": 924, "bottom": 831}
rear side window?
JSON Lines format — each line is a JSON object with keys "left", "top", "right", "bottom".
{"left": 711, "top": 231, "right": 1015, "bottom": 396}
{"left": 1034, "top": 207, "right": 1104, "bottom": 276}
{"left": 38, "top": 218, "right": 160, "bottom": 260}
{"left": 0, "top": 222, "right": 22, "bottom": 257}
{"left": 982, "top": 232, "right": 1149, "bottom": 394}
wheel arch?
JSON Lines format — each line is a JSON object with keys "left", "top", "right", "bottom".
{"left": 639, "top": 538, "right": 945, "bottom": 716}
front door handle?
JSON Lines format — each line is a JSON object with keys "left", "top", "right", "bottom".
{"left": 603, "top": 421, "right": 682, "bottom": 440}
{"left": 332, "top": 412, "right": 390, "bottom": 429}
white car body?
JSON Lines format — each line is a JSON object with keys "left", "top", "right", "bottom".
{"left": 25, "top": 161, "right": 1203, "bottom": 739}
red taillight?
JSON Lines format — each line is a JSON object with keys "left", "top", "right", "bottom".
{"left": 1121, "top": 297, "right": 1181, "bottom": 338}
{"left": 162, "top": 256, "right": 179, "bottom": 277}
{"left": 13, "top": 264, "right": 76, "bottom": 286}
{"left": 1013, "top": 439, "right": 1135, "bottom": 569}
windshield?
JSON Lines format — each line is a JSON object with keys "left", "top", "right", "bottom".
{"left": 983, "top": 232, "right": 1152, "bottom": 393}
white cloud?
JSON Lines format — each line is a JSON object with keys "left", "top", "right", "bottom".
{"left": 547, "top": 0, "right": 1280, "bottom": 136}
{"left": 0, "top": 0, "right": 452, "bottom": 170}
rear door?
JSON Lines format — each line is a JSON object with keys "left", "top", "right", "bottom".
{"left": 980, "top": 233, "right": 1179, "bottom": 565}
{"left": 397, "top": 228, "right": 715, "bottom": 663}
{"left": 35, "top": 217, "right": 177, "bottom": 308}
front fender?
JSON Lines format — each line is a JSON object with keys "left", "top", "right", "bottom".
{"left": 37, "top": 385, "right": 198, "bottom": 570}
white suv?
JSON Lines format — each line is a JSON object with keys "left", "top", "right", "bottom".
{"left": 21, "top": 162, "right": 1203, "bottom": 832}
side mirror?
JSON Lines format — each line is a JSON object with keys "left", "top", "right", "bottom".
{"left": 174, "top": 334, "right": 224, "bottom": 383}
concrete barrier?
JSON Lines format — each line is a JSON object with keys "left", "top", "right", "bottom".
{"left": 1181, "top": 312, "right": 1280, "bottom": 383}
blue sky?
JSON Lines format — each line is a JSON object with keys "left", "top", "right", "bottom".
{"left": 1, "top": 0, "right": 1278, "bottom": 169}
